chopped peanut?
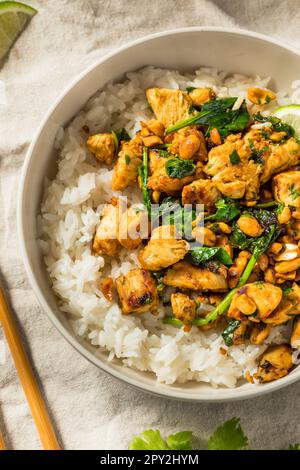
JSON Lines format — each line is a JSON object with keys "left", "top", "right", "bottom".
{"left": 179, "top": 134, "right": 201, "bottom": 159}
{"left": 275, "top": 258, "right": 300, "bottom": 274}
{"left": 189, "top": 87, "right": 215, "bottom": 106}
{"left": 237, "top": 215, "right": 264, "bottom": 237}
{"left": 210, "top": 128, "right": 222, "bottom": 145}
{"left": 192, "top": 226, "right": 216, "bottom": 246}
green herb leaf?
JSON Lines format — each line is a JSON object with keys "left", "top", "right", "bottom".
{"left": 229, "top": 150, "right": 241, "bottom": 165}
{"left": 248, "top": 139, "right": 268, "bottom": 164}
{"left": 289, "top": 184, "right": 300, "bottom": 201}
{"left": 165, "top": 158, "right": 196, "bottom": 179}
{"left": 129, "top": 429, "right": 193, "bottom": 450}
{"left": 158, "top": 149, "right": 170, "bottom": 157}
{"left": 166, "top": 431, "right": 193, "bottom": 450}
{"left": 253, "top": 112, "right": 294, "bottom": 138}
{"left": 187, "top": 246, "right": 233, "bottom": 266}
{"left": 222, "top": 320, "right": 241, "bottom": 346}
{"left": 112, "top": 128, "right": 130, "bottom": 154}
{"left": 289, "top": 443, "right": 300, "bottom": 450}
{"left": 166, "top": 97, "right": 250, "bottom": 137}
{"left": 129, "top": 430, "right": 169, "bottom": 450}
{"left": 138, "top": 147, "right": 151, "bottom": 216}
{"left": 186, "top": 86, "right": 196, "bottom": 93}
{"left": 206, "top": 198, "right": 241, "bottom": 223}
{"left": 207, "top": 418, "right": 248, "bottom": 450}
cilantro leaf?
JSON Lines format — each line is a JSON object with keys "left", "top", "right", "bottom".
{"left": 165, "top": 158, "right": 196, "bottom": 179}
{"left": 229, "top": 150, "right": 241, "bottom": 165}
{"left": 205, "top": 198, "right": 240, "bottom": 223}
{"left": 166, "top": 431, "right": 193, "bottom": 450}
{"left": 129, "top": 429, "right": 169, "bottom": 450}
{"left": 207, "top": 417, "right": 248, "bottom": 450}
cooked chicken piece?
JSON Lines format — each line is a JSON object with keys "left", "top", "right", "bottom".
{"left": 291, "top": 317, "right": 300, "bottom": 349}
{"left": 171, "top": 292, "right": 196, "bottom": 324}
{"left": 260, "top": 138, "right": 300, "bottom": 183}
{"left": 247, "top": 87, "right": 276, "bottom": 105}
{"left": 182, "top": 179, "right": 221, "bottom": 210}
{"left": 250, "top": 324, "right": 271, "bottom": 345}
{"left": 138, "top": 225, "right": 189, "bottom": 271}
{"left": 140, "top": 119, "right": 165, "bottom": 147}
{"left": 205, "top": 128, "right": 300, "bottom": 199}
{"left": 140, "top": 119, "right": 165, "bottom": 138}
{"left": 273, "top": 171, "right": 300, "bottom": 210}
{"left": 169, "top": 127, "right": 208, "bottom": 162}
{"left": 149, "top": 149, "right": 163, "bottom": 174}
{"left": 117, "top": 207, "right": 149, "bottom": 250}
{"left": 112, "top": 135, "right": 143, "bottom": 191}
{"left": 188, "top": 87, "right": 215, "bottom": 107}
{"left": 228, "top": 251, "right": 251, "bottom": 288}
{"left": 147, "top": 156, "right": 194, "bottom": 194}
{"left": 228, "top": 282, "right": 282, "bottom": 322}
{"left": 265, "top": 283, "right": 300, "bottom": 325}
{"left": 101, "top": 277, "right": 114, "bottom": 302}
{"left": 87, "top": 132, "right": 115, "bottom": 165}
{"left": 254, "top": 344, "right": 293, "bottom": 383}
{"left": 163, "top": 261, "right": 228, "bottom": 291}
{"left": 115, "top": 268, "right": 158, "bottom": 314}
{"left": 236, "top": 215, "right": 264, "bottom": 238}
{"left": 146, "top": 88, "right": 193, "bottom": 128}
{"left": 93, "top": 199, "right": 121, "bottom": 256}
{"left": 205, "top": 132, "right": 262, "bottom": 201}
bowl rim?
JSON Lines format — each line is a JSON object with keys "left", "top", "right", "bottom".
{"left": 17, "top": 26, "right": 300, "bottom": 402}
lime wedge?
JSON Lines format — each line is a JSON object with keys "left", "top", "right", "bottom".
{"left": 0, "top": 1, "right": 37, "bottom": 63}
{"left": 273, "top": 104, "right": 300, "bottom": 140}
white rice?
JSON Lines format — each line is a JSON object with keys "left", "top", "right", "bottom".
{"left": 39, "top": 67, "right": 299, "bottom": 388}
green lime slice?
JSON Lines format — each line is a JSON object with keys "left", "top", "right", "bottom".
{"left": 273, "top": 104, "right": 300, "bottom": 140}
{"left": 0, "top": 1, "right": 37, "bottom": 63}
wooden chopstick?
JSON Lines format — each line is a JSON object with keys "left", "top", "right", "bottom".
{"left": 0, "top": 286, "right": 61, "bottom": 450}
{"left": 0, "top": 430, "right": 6, "bottom": 450}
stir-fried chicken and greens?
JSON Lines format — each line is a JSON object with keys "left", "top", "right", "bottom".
{"left": 86, "top": 84, "right": 300, "bottom": 384}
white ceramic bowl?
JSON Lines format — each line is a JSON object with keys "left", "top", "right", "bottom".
{"left": 18, "top": 27, "right": 300, "bottom": 402}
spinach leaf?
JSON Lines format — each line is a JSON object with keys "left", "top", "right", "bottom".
{"left": 253, "top": 112, "right": 294, "bottom": 138}
{"left": 205, "top": 198, "right": 241, "bottom": 223}
{"left": 187, "top": 246, "right": 233, "bottom": 266}
{"left": 166, "top": 97, "right": 250, "bottom": 137}
{"left": 222, "top": 320, "right": 241, "bottom": 346}
{"left": 165, "top": 158, "right": 196, "bottom": 179}
{"left": 111, "top": 128, "right": 130, "bottom": 154}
